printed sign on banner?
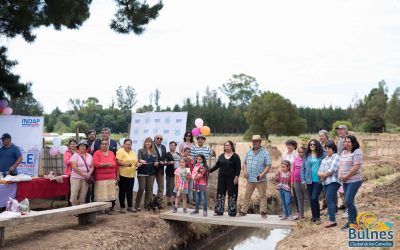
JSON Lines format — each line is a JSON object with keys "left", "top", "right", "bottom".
{"left": 130, "top": 112, "right": 188, "bottom": 194}
{"left": 0, "top": 115, "right": 44, "bottom": 176}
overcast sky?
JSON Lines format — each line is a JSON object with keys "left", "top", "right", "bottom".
{"left": 5, "top": 0, "right": 400, "bottom": 113}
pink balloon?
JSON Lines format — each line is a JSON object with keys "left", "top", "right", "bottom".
{"left": 191, "top": 127, "right": 200, "bottom": 136}
{"left": 2, "top": 107, "right": 12, "bottom": 115}
{"left": 49, "top": 146, "right": 59, "bottom": 156}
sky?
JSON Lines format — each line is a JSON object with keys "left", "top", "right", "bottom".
{"left": 5, "top": 0, "right": 400, "bottom": 114}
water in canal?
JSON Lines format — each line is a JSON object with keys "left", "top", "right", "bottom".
{"left": 185, "top": 227, "right": 291, "bottom": 250}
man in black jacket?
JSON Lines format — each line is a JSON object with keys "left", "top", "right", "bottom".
{"left": 154, "top": 134, "right": 167, "bottom": 207}
{"left": 92, "top": 127, "right": 118, "bottom": 155}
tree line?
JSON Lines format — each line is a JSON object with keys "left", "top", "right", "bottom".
{"left": 8, "top": 74, "right": 400, "bottom": 137}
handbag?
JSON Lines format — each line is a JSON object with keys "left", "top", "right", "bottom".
{"left": 80, "top": 155, "right": 94, "bottom": 184}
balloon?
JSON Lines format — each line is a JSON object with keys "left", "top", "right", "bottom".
{"left": 194, "top": 118, "right": 204, "bottom": 128}
{"left": 119, "top": 138, "right": 125, "bottom": 146}
{"left": 59, "top": 145, "right": 68, "bottom": 154}
{"left": 52, "top": 137, "right": 62, "bottom": 147}
{"left": 2, "top": 107, "right": 12, "bottom": 115}
{"left": 0, "top": 100, "right": 8, "bottom": 108}
{"left": 200, "top": 126, "right": 211, "bottom": 136}
{"left": 191, "top": 127, "right": 200, "bottom": 137}
{"left": 49, "top": 146, "right": 59, "bottom": 156}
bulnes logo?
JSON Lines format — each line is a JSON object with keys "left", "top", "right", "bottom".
{"left": 21, "top": 118, "right": 40, "bottom": 127}
{"left": 348, "top": 212, "right": 394, "bottom": 248}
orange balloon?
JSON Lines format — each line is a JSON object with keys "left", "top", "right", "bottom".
{"left": 200, "top": 126, "right": 211, "bottom": 136}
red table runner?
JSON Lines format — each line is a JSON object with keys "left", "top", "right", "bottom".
{"left": 16, "top": 176, "right": 69, "bottom": 201}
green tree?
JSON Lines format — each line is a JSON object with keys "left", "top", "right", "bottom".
{"left": 244, "top": 91, "right": 306, "bottom": 139}
{"left": 219, "top": 73, "right": 261, "bottom": 105}
{"left": 154, "top": 88, "right": 161, "bottom": 111}
{"left": 116, "top": 86, "right": 138, "bottom": 112}
{"left": 9, "top": 84, "right": 44, "bottom": 116}
{"left": 1, "top": 0, "right": 163, "bottom": 99}
{"left": 362, "top": 80, "right": 388, "bottom": 132}
{"left": 385, "top": 87, "right": 400, "bottom": 126}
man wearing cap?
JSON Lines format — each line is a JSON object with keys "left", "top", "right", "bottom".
{"left": 336, "top": 125, "right": 348, "bottom": 155}
{"left": 0, "top": 133, "right": 23, "bottom": 176}
{"left": 239, "top": 135, "right": 272, "bottom": 219}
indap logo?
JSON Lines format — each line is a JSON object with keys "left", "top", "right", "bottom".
{"left": 21, "top": 118, "right": 41, "bottom": 127}
{"left": 348, "top": 212, "right": 394, "bottom": 248}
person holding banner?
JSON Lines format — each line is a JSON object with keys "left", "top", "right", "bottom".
{"left": 136, "top": 137, "right": 159, "bottom": 210}
{"left": 0, "top": 133, "right": 23, "bottom": 176}
{"left": 153, "top": 134, "right": 167, "bottom": 208}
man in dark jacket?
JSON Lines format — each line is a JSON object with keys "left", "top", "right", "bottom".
{"left": 154, "top": 134, "right": 167, "bottom": 206}
{"left": 92, "top": 127, "right": 118, "bottom": 155}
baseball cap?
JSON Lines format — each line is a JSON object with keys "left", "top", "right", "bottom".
{"left": 335, "top": 125, "right": 348, "bottom": 130}
{"left": 1, "top": 133, "right": 11, "bottom": 139}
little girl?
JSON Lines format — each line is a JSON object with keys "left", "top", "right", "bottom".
{"left": 276, "top": 160, "right": 294, "bottom": 220}
{"left": 172, "top": 158, "right": 191, "bottom": 213}
{"left": 190, "top": 154, "right": 208, "bottom": 216}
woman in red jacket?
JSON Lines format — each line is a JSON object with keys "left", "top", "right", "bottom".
{"left": 93, "top": 139, "right": 118, "bottom": 214}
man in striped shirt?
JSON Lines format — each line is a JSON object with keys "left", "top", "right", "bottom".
{"left": 190, "top": 135, "right": 215, "bottom": 160}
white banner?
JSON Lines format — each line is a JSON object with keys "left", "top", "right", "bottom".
{"left": 129, "top": 112, "right": 188, "bottom": 193}
{"left": 0, "top": 115, "right": 44, "bottom": 176}
{"left": 129, "top": 112, "right": 188, "bottom": 152}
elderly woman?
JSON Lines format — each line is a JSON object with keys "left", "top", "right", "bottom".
{"left": 116, "top": 139, "right": 138, "bottom": 213}
{"left": 339, "top": 135, "right": 363, "bottom": 230}
{"left": 135, "top": 137, "right": 159, "bottom": 210}
{"left": 63, "top": 139, "right": 77, "bottom": 206}
{"left": 301, "top": 139, "right": 324, "bottom": 224}
{"left": 70, "top": 140, "right": 94, "bottom": 205}
{"left": 318, "top": 141, "right": 340, "bottom": 228}
{"left": 209, "top": 140, "right": 241, "bottom": 216}
{"left": 93, "top": 139, "right": 118, "bottom": 215}
{"left": 319, "top": 130, "right": 329, "bottom": 151}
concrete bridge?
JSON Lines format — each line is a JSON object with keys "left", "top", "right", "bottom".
{"left": 160, "top": 209, "right": 296, "bottom": 229}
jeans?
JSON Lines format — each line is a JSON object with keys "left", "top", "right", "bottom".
{"left": 279, "top": 189, "right": 292, "bottom": 217}
{"left": 323, "top": 182, "right": 340, "bottom": 222}
{"left": 343, "top": 181, "right": 362, "bottom": 224}
{"left": 195, "top": 191, "right": 207, "bottom": 211}
{"left": 307, "top": 182, "right": 322, "bottom": 220}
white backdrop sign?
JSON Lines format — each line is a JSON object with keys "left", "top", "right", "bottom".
{"left": 0, "top": 115, "right": 44, "bottom": 176}
{"left": 129, "top": 112, "right": 188, "bottom": 193}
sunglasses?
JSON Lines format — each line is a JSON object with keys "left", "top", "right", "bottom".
{"left": 156, "top": 137, "right": 163, "bottom": 140}
{"left": 101, "top": 143, "right": 108, "bottom": 145}
{"left": 309, "top": 143, "right": 316, "bottom": 146}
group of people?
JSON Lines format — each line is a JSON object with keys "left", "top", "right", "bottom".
{"left": 276, "top": 125, "right": 363, "bottom": 229}
{"left": 1, "top": 124, "right": 363, "bottom": 230}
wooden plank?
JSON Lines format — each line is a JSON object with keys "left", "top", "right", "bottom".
{"left": 160, "top": 208, "right": 296, "bottom": 229}
{"left": 0, "top": 202, "right": 111, "bottom": 227}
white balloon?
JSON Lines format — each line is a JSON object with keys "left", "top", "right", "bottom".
{"left": 119, "top": 138, "right": 126, "bottom": 146}
{"left": 52, "top": 137, "right": 62, "bottom": 147}
{"left": 195, "top": 118, "right": 204, "bottom": 128}
{"left": 59, "top": 145, "right": 68, "bottom": 154}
